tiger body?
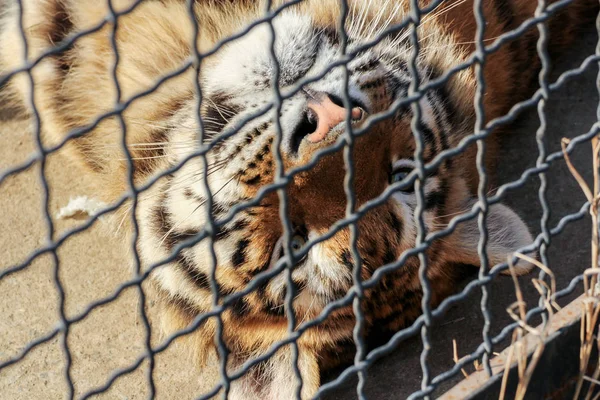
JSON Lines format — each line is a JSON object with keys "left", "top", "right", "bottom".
{"left": 1, "top": 0, "right": 595, "bottom": 398}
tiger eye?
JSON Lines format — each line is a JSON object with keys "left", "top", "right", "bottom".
{"left": 290, "top": 234, "right": 306, "bottom": 252}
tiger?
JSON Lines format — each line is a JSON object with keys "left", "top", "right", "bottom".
{"left": 0, "top": 0, "right": 596, "bottom": 398}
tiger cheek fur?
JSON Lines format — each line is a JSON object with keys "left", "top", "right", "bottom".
{"left": 2, "top": 0, "right": 597, "bottom": 398}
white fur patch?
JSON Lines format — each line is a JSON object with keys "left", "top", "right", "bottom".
{"left": 56, "top": 196, "right": 107, "bottom": 220}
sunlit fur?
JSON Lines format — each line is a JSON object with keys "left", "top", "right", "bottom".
{"left": 1, "top": 0, "right": 596, "bottom": 398}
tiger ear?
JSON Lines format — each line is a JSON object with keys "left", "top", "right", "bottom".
{"left": 444, "top": 200, "right": 536, "bottom": 276}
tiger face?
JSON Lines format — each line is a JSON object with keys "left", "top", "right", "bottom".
{"left": 140, "top": 8, "right": 533, "bottom": 332}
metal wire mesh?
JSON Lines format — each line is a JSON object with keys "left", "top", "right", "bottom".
{"left": 0, "top": 0, "right": 599, "bottom": 399}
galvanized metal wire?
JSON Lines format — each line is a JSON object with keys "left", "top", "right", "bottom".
{"left": 1, "top": 0, "right": 599, "bottom": 399}
{"left": 186, "top": 0, "right": 232, "bottom": 397}
{"left": 404, "top": 2, "right": 434, "bottom": 398}
{"left": 337, "top": 1, "right": 368, "bottom": 398}
{"left": 265, "top": 0, "right": 304, "bottom": 397}
{"left": 12, "top": 0, "right": 74, "bottom": 398}
{"left": 471, "top": 0, "right": 493, "bottom": 379}
{"left": 534, "top": 0, "right": 553, "bottom": 335}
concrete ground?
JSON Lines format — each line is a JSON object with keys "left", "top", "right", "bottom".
{"left": 0, "top": 122, "right": 220, "bottom": 398}
{"left": 0, "top": 23, "right": 598, "bottom": 400}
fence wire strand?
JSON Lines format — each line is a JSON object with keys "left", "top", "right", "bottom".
{"left": 13, "top": 0, "right": 75, "bottom": 398}
{"left": 534, "top": 0, "right": 553, "bottom": 335}
{"left": 472, "top": 0, "right": 493, "bottom": 379}
{"left": 265, "top": 0, "right": 304, "bottom": 397}
{"left": 404, "top": 1, "right": 434, "bottom": 398}
{"left": 337, "top": 1, "right": 368, "bottom": 399}
{"left": 1, "top": 0, "right": 599, "bottom": 399}
{"left": 186, "top": 0, "right": 232, "bottom": 398}
{"left": 106, "top": 1, "right": 156, "bottom": 397}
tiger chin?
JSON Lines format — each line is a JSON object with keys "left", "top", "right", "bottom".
{"left": 1, "top": 0, "right": 596, "bottom": 398}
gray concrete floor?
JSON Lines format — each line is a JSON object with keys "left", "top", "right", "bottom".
{"left": 323, "top": 28, "right": 599, "bottom": 400}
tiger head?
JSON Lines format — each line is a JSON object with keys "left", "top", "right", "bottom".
{"left": 144, "top": 2, "right": 534, "bottom": 337}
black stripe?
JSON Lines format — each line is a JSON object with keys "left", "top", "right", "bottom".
{"left": 255, "top": 282, "right": 285, "bottom": 317}
{"left": 382, "top": 248, "right": 396, "bottom": 266}
{"left": 330, "top": 282, "right": 351, "bottom": 301}
{"left": 211, "top": 202, "right": 228, "bottom": 219}
{"left": 433, "top": 83, "right": 462, "bottom": 153}
{"left": 165, "top": 228, "right": 200, "bottom": 253}
{"left": 435, "top": 87, "right": 454, "bottom": 168}
{"left": 424, "top": 190, "right": 447, "bottom": 211}
{"left": 388, "top": 210, "right": 403, "bottom": 238}
{"left": 229, "top": 297, "right": 250, "bottom": 318}
{"left": 352, "top": 58, "right": 380, "bottom": 73}
{"left": 203, "top": 91, "right": 240, "bottom": 141}
{"left": 242, "top": 174, "right": 262, "bottom": 186}
{"left": 340, "top": 250, "right": 354, "bottom": 270}
{"left": 420, "top": 125, "right": 439, "bottom": 162}
{"left": 49, "top": 1, "right": 75, "bottom": 74}
{"left": 215, "top": 219, "right": 249, "bottom": 241}
{"left": 375, "top": 289, "right": 421, "bottom": 327}
{"left": 157, "top": 94, "right": 194, "bottom": 121}
{"left": 426, "top": 65, "right": 442, "bottom": 81}
{"left": 320, "top": 26, "right": 340, "bottom": 46}
{"left": 386, "top": 74, "right": 409, "bottom": 118}
{"left": 176, "top": 253, "right": 211, "bottom": 290}
{"left": 247, "top": 359, "right": 271, "bottom": 391}
{"left": 318, "top": 336, "right": 356, "bottom": 369}
{"left": 262, "top": 298, "right": 285, "bottom": 317}
{"left": 162, "top": 293, "right": 203, "bottom": 320}
{"left": 359, "top": 78, "right": 385, "bottom": 91}
{"left": 231, "top": 239, "right": 250, "bottom": 268}
{"left": 153, "top": 200, "right": 202, "bottom": 253}
{"left": 152, "top": 202, "right": 171, "bottom": 245}
{"left": 420, "top": 125, "right": 437, "bottom": 148}
{"left": 427, "top": 91, "right": 451, "bottom": 148}
{"left": 378, "top": 237, "right": 395, "bottom": 268}
{"left": 365, "top": 239, "right": 378, "bottom": 259}
{"left": 132, "top": 126, "right": 169, "bottom": 181}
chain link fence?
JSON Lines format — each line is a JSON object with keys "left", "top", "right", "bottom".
{"left": 1, "top": 0, "right": 599, "bottom": 398}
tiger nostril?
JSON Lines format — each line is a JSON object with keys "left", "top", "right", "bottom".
{"left": 290, "top": 108, "right": 320, "bottom": 154}
{"left": 327, "top": 93, "right": 345, "bottom": 108}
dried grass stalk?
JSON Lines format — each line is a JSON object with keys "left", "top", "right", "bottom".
{"left": 498, "top": 253, "right": 556, "bottom": 400}
{"left": 563, "top": 134, "right": 600, "bottom": 400}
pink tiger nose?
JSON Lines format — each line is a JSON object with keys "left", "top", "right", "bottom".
{"left": 305, "top": 93, "right": 364, "bottom": 143}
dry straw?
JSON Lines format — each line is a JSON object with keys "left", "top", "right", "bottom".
{"left": 563, "top": 133, "right": 600, "bottom": 400}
